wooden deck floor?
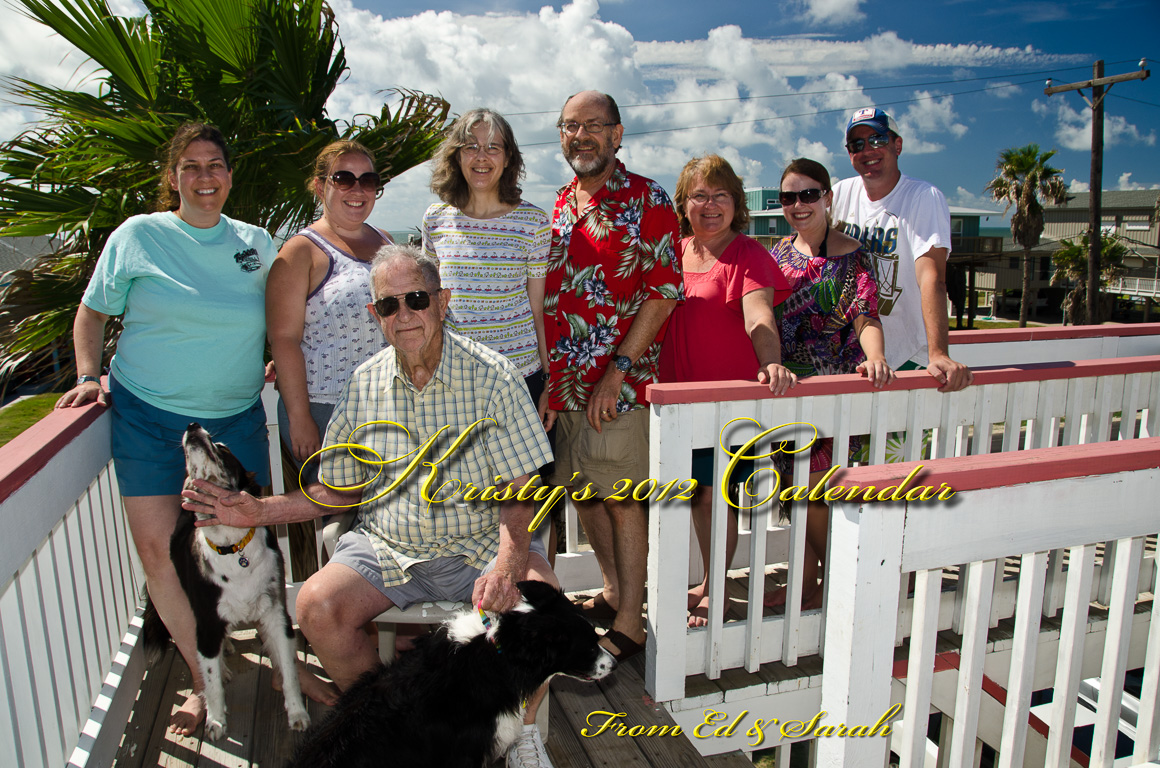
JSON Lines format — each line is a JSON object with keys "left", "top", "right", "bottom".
{"left": 111, "top": 630, "right": 754, "bottom": 768}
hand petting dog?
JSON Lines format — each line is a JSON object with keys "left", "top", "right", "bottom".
{"left": 182, "top": 479, "right": 264, "bottom": 528}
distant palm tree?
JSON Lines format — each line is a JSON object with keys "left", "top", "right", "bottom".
{"left": 1050, "top": 232, "right": 1127, "bottom": 325}
{"left": 0, "top": 0, "right": 450, "bottom": 393}
{"left": 985, "top": 144, "right": 1068, "bottom": 327}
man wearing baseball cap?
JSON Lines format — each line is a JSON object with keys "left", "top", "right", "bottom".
{"left": 830, "top": 107, "right": 972, "bottom": 392}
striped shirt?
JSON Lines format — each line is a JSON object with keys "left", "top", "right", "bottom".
{"left": 320, "top": 329, "right": 553, "bottom": 587}
{"left": 422, "top": 201, "right": 550, "bottom": 377}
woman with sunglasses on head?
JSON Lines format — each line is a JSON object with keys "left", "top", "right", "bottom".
{"left": 55, "top": 123, "right": 338, "bottom": 732}
{"left": 658, "top": 155, "right": 794, "bottom": 628}
{"left": 267, "top": 140, "right": 392, "bottom": 484}
{"left": 422, "top": 108, "right": 551, "bottom": 408}
{"left": 768, "top": 157, "right": 894, "bottom": 611}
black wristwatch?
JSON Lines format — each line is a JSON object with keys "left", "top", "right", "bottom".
{"left": 539, "top": 370, "right": 550, "bottom": 382}
{"left": 613, "top": 355, "right": 632, "bottom": 373}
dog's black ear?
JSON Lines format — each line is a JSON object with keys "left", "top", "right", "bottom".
{"left": 517, "top": 580, "right": 564, "bottom": 609}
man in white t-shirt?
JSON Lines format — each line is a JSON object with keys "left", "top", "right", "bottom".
{"left": 830, "top": 107, "right": 972, "bottom": 392}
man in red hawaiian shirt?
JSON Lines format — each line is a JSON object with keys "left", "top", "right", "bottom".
{"left": 540, "top": 90, "right": 683, "bottom": 661}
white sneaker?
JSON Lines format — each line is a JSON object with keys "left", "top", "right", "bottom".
{"left": 506, "top": 723, "right": 554, "bottom": 768}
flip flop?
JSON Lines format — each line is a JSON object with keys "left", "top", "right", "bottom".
{"left": 600, "top": 629, "right": 645, "bottom": 662}
{"left": 574, "top": 592, "right": 617, "bottom": 624}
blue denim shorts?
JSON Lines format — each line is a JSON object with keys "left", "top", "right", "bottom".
{"left": 110, "top": 374, "right": 271, "bottom": 496}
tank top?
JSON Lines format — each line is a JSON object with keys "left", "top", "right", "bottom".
{"left": 298, "top": 226, "right": 391, "bottom": 404}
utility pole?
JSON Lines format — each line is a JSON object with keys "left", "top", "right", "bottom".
{"left": 1045, "top": 59, "right": 1149, "bottom": 325}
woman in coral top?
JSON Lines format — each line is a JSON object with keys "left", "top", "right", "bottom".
{"left": 658, "top": 154, "right": 795, "bottom": 627}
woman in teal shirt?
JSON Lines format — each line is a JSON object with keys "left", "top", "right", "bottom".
{"left": 56, "top": 123, "right": 335, "bottom": 732}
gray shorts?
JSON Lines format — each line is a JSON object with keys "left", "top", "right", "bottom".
{"left": 330, "top": 530, "right": 549, "bottom": 609}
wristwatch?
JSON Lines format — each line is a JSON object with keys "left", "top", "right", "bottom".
{"left": 76, "top": 375, "right": 100, "bottom": 386}
{"left": 613, "top": 355, "right": 632, "bottom": 373}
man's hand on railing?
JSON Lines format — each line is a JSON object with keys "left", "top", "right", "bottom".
{"left": 926, "top": 353, "right": 973, "bottom": 393}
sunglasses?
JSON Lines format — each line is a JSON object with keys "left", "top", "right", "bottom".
{"left": 373, "top": 290, "right": 431, "bottom": 317}
{"left": 328, "top": 170, "right": 384, "bottom": 198}
{"left": 845, "top": 133, "right": 893, "bottom": 154}
{"left": 778, "top": 188, "right": 824, "bottom": 206}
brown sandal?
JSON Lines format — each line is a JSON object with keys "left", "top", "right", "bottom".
{"left": 600, "top": 629, "right": 645, "bottom": 662}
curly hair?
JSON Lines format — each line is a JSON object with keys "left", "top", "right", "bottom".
{"left": 306, "top": 139, "right": 378, "bottom": 197}
{"left": 429, "top": 109, "right": 523, "bottom": 208}
{"left": 673, "top": 155, "right": 750, "bottom": 237}
{"left": 157, "top": 123, "right": 231, "bottom": 212}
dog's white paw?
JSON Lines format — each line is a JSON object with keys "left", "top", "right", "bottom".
{"left": 288, "top": 709, "right": 311, "bottom": 732}
{"left": 205, "top": 718, "right": 227, "bottom": 741}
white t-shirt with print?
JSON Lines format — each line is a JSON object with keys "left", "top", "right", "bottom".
{"left": 830, "top": 173, "right": 952, "bottom": 368}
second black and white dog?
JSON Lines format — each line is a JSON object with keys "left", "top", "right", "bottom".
{"left": 288, "top": 580, "right": 616, "bottom": 768}
{"left": 143, "top": 423, "right": 309, "bottom": 739}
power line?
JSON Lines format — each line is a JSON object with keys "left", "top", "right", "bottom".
{"left": 1108, "top": 92, "right": 1160, "bottom": 109}
{"left": 507, "top": 61, "right": 1139, "bottom": 117}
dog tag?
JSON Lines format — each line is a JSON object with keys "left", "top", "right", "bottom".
{"left": 238, "top": 554, "right": 249, "bottom": 568}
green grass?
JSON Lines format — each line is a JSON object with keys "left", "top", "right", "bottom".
{"left": 0, "top": 393, "right": 61, "bottom": 449}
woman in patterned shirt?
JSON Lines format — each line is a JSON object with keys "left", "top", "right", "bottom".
{"left": 422, "top": 108, "right": 551, "bottom": 407}
{"left": 769, "top": 157, "right": 894, "bottom": 610}
{"left": 267, "top": 140, "right": 393, "bottom": 484}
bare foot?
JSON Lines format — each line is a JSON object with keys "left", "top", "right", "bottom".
{"left": 687, "top": 581, "right": 706, "bottom": 612}
{"left": 274, "top": 660, "right": 340, "bottom": 706}
{"left": 169, "top": 692, "right": 206, "bottom": 736}
{"left": 763, "top": 583, "right": 823, "bottom": 611}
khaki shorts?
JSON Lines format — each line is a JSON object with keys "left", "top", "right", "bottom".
{"left": 550, "top": 408, "right": 649, "bottom": 498}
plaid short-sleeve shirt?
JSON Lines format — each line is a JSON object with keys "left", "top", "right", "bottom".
{"left": 320, "top": 329, "right": 553, "bottom": 587}
{"left": 544, "top": 162, "right": 683, "bottom": 412}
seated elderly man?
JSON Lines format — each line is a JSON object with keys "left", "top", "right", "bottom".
{"left": 183, "top": 244, "right": 558, "bottom": 768}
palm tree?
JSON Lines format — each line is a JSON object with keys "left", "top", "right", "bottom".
{"left": 985, "top": 144, "right": 1068, "bottom": 327}
{"left": 1050, "top": 232, "right": 1127, "bottom": 325}
{"left": 0, "top": 0, "right": 450, "bottom": 393}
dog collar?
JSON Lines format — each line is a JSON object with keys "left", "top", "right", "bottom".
{"left": 210, "top": 527, "right": 256, "bottom": 567}
{"left": 476, "top": 601, "right": 500, "bottom": 653}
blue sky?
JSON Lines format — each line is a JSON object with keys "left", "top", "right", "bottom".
{"left": 1, "top": 0, "right": 1157, "bottom": 234}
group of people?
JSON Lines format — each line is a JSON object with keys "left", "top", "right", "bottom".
{"left": 55, "top": 93, "right": 972, "bottom": 768}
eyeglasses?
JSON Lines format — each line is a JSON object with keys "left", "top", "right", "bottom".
{"left": 778, "top": 189, "right": 825, "bottom": 206}
{"left": 845, "top": 133, "right": 893, "bottom": 154}
{"left": 460, "top": 143, "right": 505, "bottom": 156}
{"left": 688, "top": 192, "right": 733, "bottom": 206}
{"left": 373, "top": 290, "right": 431, "bottom": 317}
{"left": 557, "top": 120, "right": 617, "bottom": 136}
{"left": 328, "top": 170, "right": 384, "bottom": 198}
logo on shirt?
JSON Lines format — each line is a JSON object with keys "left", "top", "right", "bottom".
{"left": 837, "top": 220, "right": 900, "bottom": 316}
{"left": 234, "top": 248, "right": 261, "bottom": 273}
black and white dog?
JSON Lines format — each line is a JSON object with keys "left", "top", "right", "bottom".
{"left": 143, "top": 423, "right": 308, "bottom": 739}
{"left": 288, "top": 580, "right": 616, "bottom": 768}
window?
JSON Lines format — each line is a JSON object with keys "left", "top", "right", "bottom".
{"left": 1009, "top": 256, "right": 1019, "bottom": 269}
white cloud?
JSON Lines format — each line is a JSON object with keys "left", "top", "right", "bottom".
{"left": 950, "top": 186, "right": 1003, "bottom": 212}
{"left": 793, "top": 0, "right": 866, "bottom": 27}
{"left": 1032, "top": 98, "right": 1157, "bottom": 152}
{"left": 0, "top": 0, "right": 1098, "bottom": 234}
{"left": 1069, "top": 179, "right": 1089, "bottom": 192}
{"left": 1117, "top": 172, "right": 1160, "bottom": 191}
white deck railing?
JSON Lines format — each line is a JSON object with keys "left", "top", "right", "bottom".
{"left": 0, "top": 406, "right": 141, "bottom": 768}
{"left": 644, "top": 352, "right": 1160, "bottom": 707}
{"left": 820, "top": 439, "right": 1160, "bottom": 767}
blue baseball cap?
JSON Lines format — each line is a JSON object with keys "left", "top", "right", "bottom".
{"left": 846, "top": 107, "right": 901, "bottom": 138}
